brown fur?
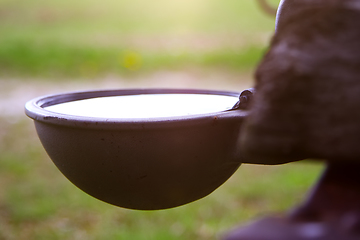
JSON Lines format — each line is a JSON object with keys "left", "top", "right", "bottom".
{"left": 241, "top": 0, "right": 360, "bottom": 164}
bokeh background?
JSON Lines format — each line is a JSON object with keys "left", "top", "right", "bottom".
{"left": 0, "top": 0, "right": 323, "bottom": 239}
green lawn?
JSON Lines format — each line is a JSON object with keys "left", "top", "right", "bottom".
{"left": 0, "top": 0, "right": 280, "bottom": 77}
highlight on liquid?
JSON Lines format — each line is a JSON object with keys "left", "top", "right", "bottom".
{"left": 45, "top": 94, "right": 239, "bottom": 119}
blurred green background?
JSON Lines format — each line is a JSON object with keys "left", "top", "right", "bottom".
{"left": 0, "top": 0, "right": 323, "bottom": 239}
{"left": 0, "top": 0, "right": 280, "bottom": 77}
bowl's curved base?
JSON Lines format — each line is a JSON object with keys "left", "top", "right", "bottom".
{"left": 34, "top": 117, "right": 243, "bottom": 209}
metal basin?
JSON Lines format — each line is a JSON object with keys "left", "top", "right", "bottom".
{"left": 25, "top": 89, "right": 248, "bottom": 210}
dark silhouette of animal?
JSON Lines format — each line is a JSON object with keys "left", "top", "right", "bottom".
{"left": 241, "top": 0, "right": 360, "bottom": 164}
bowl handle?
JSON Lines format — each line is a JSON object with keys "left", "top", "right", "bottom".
{"left": 231, "top": 88, "right": 255, "bottom": 111}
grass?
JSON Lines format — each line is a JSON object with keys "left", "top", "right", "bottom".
{"left": 0, "top": 40, "right": 265, "bottom": 78}
{"left": 0, "top": 118, "right": 323, "bottom": 240}
{"left": 0, "top": 0, "right": 279, "bottom": 35}
{"left": 0, "top": 0, "right": 280, "bottom": 78}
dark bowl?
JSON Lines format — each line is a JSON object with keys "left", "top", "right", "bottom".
{"left": 25, "top": 89, "right": 248, "bottom": 210}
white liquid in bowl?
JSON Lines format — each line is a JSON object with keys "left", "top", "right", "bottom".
{"left": 45, "top": 94, "right": 238, "bottom": 119}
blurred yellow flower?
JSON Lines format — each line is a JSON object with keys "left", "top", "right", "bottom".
{"left": 121, "top": 51, "right": 142, "bottom": 71}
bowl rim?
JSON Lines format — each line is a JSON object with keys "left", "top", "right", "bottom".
{"left": 25, "top": 88, "right": 247, "bottom": 130}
